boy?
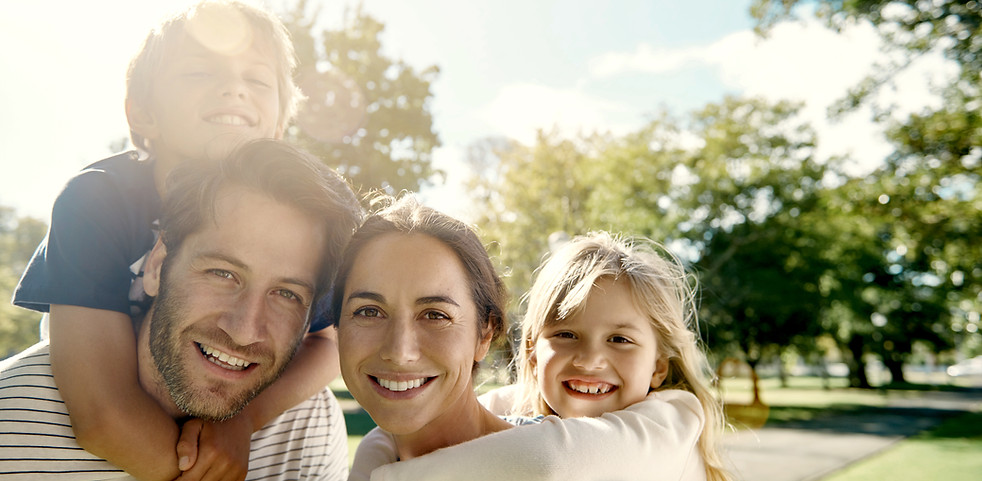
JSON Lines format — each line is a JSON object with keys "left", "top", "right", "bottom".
{"left": 12, "top": 2, "right": 341, "bottom": 479}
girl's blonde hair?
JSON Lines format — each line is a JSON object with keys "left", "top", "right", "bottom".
{"left": 514, "top": 231, "right": 729, "bottom": 481}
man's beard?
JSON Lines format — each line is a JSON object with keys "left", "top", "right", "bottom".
{"left": 149, "top": 264, "right": 303, "bottom": 421}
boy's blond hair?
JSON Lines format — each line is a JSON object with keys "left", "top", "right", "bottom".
{"left": 125, "top": 0, "right": 303, "bottom": 152}
{"left": 515, "top": 231, "right": 731, "bottom": 481}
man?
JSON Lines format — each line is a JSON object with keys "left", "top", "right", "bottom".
{"left": 0, "top": 139, "right": 362, "bottom": 480}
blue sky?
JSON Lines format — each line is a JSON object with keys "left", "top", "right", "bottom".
{"left": 0, "top": 0, "right": 952, "bottom": 222}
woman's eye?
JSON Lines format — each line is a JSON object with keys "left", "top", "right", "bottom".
{"left": 423, "top": 310, "right": 449, "bottom": 321}
{"left": 353, "top": 306, "right": 381, "bottom": 318}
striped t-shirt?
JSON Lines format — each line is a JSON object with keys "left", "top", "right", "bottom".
{"left": 0, "top": 342, "right": 348, "bottom": 480}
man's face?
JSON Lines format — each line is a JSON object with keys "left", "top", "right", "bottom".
{"left": 133, "top": 29, "right": 283, "bottom": 169}
{"left": 143, "top": 186, "right": 326, "bottom": 421}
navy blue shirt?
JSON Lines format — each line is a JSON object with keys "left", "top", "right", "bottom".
{"left": 13, "top": 151, "right": 330, "bottom": 331}
{"left": 14, "top": 152, "right": 160, "bottom": 316}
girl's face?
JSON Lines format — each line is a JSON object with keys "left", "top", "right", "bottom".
{"left": 337, "top": 232, "right": 492, "bottom": 435}
{"left": 533, "top": 277, "right": 667, "bottom": 418}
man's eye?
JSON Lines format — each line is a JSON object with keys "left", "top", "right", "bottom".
{"left": 275, "top": 289, "right": 304, "bottom": 304}
{"left": 209, "top": 269, "right": 234, "bottom": 280}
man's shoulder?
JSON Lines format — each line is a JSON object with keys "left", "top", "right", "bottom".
{"left": 246, "top": 387, "right": 349, "bottom": 480}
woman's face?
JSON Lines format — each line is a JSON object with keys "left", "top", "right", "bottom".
{"left": 337, "top": 232, "right": 491, "bottom": 435}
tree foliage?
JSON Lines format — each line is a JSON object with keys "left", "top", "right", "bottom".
{"left": 750, "top": 0, "right": 981, "bottom": 382}
{"left": 281, "top": 1, "right": 441, "bottom": 195}
{"left": 0, "top": 207, "right": 46, "bottom": 358}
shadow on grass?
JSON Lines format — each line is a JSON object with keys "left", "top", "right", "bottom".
{"left": 758, "top": 404, "right": 968, "bottom": 438}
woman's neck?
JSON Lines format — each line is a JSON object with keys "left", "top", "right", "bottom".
{"left": 393, "top": 393, "right": 512, "bottom": 461}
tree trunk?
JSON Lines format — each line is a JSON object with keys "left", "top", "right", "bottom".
{"left": 847, "top": 334, "right": 872, "bottom": 389}
{"left": 746, "top": 358, "right": 763, "bottom": 405}
{"left": 884, "top": 358, "right": 906, "bottom": 384}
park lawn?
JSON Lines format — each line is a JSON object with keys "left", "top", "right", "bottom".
{"left": 822, "top": 410, "right": 982, "bottom": 481}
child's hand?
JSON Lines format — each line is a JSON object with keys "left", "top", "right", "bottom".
{"left": 174, "top": 417, "right": 252, "bottom": 481}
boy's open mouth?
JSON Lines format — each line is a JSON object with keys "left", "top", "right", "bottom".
{"left": 206, "top": 114, "right": 253, "bottom": 126}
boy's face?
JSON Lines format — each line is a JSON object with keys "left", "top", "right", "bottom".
{"left": 132, "top": 32, "right": 283, "bottom": 167}
{"left": 533, "top": 277, "right": 668, "bottom": 418}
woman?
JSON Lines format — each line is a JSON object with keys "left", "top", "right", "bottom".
{"left": 331, "top": 195, "right": 513, "bottom": 477}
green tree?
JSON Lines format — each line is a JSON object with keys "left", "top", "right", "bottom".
{"left": 468, "top": 97, "right": 843, "bottom": 396}
{"left": 752, "top": 0, "right": 982, "bottom": 380}
{"left": 0, "top": 207, "right": 46, "bottom": 358}
{"left": 281, "top": 1, "right": 442, "bottom": 195}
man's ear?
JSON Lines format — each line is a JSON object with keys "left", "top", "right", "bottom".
{"left": 651, "top": 357, "right": 670, "bottom": 389}
{"left": 143, "top": 237, "right": 168, "bottom": 297}
{"left": 126, "top": 99, "right": 159, "bottom": 142}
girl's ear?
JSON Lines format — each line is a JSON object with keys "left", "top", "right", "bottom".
{"left": 126, "top": 99, "right": 160, "bottom": 141}
{"left": 143, "top": 238, "right": 168, "bottom": 297}
{"left": 650, "top": 357, "right": 669, "bottom": 389}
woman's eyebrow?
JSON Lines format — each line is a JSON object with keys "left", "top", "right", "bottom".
{"left": 416, "top": 296, "right": 460, "bottom": 307}
{"left": 347, "top": 291, "right": 385, "bottom": 303}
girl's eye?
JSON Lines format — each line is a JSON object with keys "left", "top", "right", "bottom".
{"left": 248, "top": 78, "right": 272, "bottom": 88}
{"left": 353, "top": 306, "right": 382, "bottom": 318}
{"left": 609, "top": 335, "right": 634, "bottom": 344}
{"left": 552, "top": 331, "right": 576, "bottom": 340}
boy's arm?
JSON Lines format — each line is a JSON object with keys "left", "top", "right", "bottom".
{"left": 236, "top": 327, "right": 340, "bottom": 429}
{"left": 48, "top": 304, "right": 184, "bottom": 481}
{"left": 368, "top": 390, "right": 706, "bottom": 481}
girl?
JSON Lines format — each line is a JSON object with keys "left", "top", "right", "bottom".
{"left": 358, "top": 231, "right": 731, "bottom": 481}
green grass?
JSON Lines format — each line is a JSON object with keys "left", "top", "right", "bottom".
{"left": 822, "top": 410, "right": 982, "bottom": 481}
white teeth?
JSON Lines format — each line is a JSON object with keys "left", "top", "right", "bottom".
{"left": 207, "top": 114, "right": 249, "bottom": 126}
{"left": 377, "top": 377, "right": 427, "bottom": 392}
{"left": 199, "top": 344, "right": 251, "bottom": 370}
{"left": 569, "top": 382, "right": 612, "bottom": 395}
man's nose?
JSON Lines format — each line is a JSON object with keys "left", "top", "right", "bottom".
{"left": 217, "top": 288, "right": 269, "bottom": 346}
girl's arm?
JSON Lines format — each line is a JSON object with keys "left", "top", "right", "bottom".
{"left": 367, "top": 390, "right": 706, "bottom": 481}
{"left": 49, "top": 304, "right": 185, "bottom": 481}
{"left": 349, "top": 427, "right": 399, "bottom": 481}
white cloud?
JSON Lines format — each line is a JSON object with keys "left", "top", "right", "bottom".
{"left": 478, "top": 83, "right": 634, "bottom": 145}
{"left": 585, "top": 18, "right": 957, "bottom": 175}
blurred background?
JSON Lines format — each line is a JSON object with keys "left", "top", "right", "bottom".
{"left": 1, "top": 3, "right": 979, "bottom": 477}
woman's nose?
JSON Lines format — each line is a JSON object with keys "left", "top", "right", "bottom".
{"left": 379, "top": 317, "right": 421, "bottom": 365}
